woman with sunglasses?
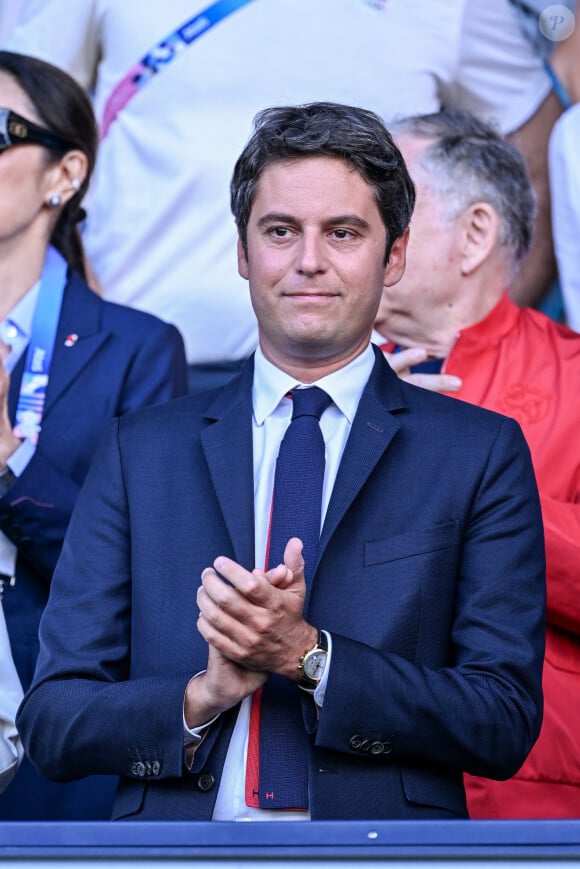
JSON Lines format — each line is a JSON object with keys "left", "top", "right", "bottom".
{"left": 0, "top": 51, "right": 187, "bottom": 820}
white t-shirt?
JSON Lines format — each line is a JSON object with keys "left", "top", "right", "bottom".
{"left": 0, "top": 0, "right": 26, "bottom": 44}
{"left": 7, "top": 0, "right": 551, "bottom": 364}
{"left": 549, "top": 104, "right": 580, "bottom": 331}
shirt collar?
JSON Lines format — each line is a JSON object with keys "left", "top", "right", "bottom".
{"left": 455, "top": 292, "right": 520, "bottom": 348}
{"left": 253, "top": 343, "right": 375, "bottom": 425}
{"left": 2, "top": 280, "right": 41, "bottom": 341}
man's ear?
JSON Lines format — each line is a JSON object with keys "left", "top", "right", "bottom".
{"left": 383, "top": 226, "right": 409, "bottom": 286}
{"left": 459, "top": 202, "right": 500, "bottom": 276}
{"left": 237, "top": 235, "right": 249, "bottom": 280}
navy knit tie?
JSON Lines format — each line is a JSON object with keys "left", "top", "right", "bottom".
{"left": 248, "top": 386, "right": 331, "bottom": 810}
{"left": 268, "top": 386, "right": 332, "bottom": 584}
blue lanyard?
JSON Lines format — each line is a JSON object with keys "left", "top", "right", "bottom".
{"left": 13, "top": 246, "right": 67, "bottom": 444}
{"left": 101, "top": 0, "right": 256, "bottom": 137}
{"left": 544, "top": 60, "right": 572, "bottom": 110}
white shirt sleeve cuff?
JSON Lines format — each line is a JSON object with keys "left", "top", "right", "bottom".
{"left": 182, "top": 671, "right": 220, "bottom": 742}
{"left": 6, "top": 438, "right": 36, "bottom": 477}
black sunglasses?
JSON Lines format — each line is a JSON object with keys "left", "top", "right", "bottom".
{"left": 0, "top": 107, "right": 75, "bottom": 154}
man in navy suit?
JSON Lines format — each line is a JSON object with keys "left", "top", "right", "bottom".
{"left": 18, "top": 102, "right": 546, "bottom": 821}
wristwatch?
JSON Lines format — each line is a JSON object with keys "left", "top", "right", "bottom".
{"left": 297, "top": 630, "right": 329, "bottom": 691}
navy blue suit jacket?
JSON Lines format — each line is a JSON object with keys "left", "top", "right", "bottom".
{"left": 0, "top": 270, "right": 187, "bottom": 819}
{"left": 18, "top": 348, "right": 546, "bottom": 820}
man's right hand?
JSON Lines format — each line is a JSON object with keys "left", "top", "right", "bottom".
{"left": 183, "top": 644, "right": 268, "bottom": 730}
{"left": 186, "top": 539, "right": 311, "bottom": 729}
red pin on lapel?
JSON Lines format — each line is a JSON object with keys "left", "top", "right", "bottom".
{"left": 64, "top": 333, "right": 78, "bottom": 347}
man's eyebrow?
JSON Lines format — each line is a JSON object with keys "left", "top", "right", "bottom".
{"left": 256, "top": 213, "right": 371, "bottom": 230}
{"left": 256, "top": 212, "right": 296, "bottom": 228}
{"left": 326, "top": 215, "right": 371, "bottom": 231}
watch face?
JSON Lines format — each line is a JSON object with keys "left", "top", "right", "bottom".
{"left": 304, "top": 650, "right": 327, "bottom": 680}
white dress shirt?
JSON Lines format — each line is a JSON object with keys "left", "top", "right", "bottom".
{"left": 209, "top": 344, "right": 375, "bottom": 820}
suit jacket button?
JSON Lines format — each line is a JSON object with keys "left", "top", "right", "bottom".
{"left": 382, "top": 740, "right": 393, "bottom": 756}
{"left": 133, "top": 762, "right": 146, "bottom": 777}
{"left": 349, "top": 735, "right": 363, "bottom": 750}
{"left": 370, "top": 740, "right": 384, "bottom": 755}
{"left": 152, "top": 761, "right": 161, "bottom": 775}
{"left": 196, "top": 772, "right": 216, "bottom": 792}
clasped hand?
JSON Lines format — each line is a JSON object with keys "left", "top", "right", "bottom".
{"left": 185, "top": 538, "right": 316, "bottom": 728}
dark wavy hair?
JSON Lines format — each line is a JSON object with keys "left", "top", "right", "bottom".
{"left": 0, "top": 50, "right": 97, "bottom": 279}
{"left": 231, "top": 102, "right": 415, "bottom": 264}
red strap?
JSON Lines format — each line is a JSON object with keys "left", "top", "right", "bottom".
{"left": 245, "top": 687, "right": 262, "bottom": 807}
{"left": 245, "top": 489, "right": 275, "bottom": 808}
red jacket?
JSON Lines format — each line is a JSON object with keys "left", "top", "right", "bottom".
{"left": 434, "top": 294, "right": 580, "bottom": 818}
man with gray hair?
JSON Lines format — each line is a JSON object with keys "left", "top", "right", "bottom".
{"left": 376, "top": 109, "right": 580, "bottom": 819}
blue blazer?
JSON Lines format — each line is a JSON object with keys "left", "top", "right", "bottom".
{"left": 18, "top": 348, "right": 546, "bottom": 820}
{"left": 0, "top": 270, "right": 187, "bottom": 820}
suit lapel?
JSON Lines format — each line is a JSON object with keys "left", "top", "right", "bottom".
{"left": 315, "top": 349, "right": 406, "bottom": 580}
{"left": 43, "top": 273, "right": 109, "bottom": 415}
{"left": 200, "top": 359, "right": 255, "bottom": 570}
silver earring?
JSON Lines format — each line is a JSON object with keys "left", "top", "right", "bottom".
{"left": 47, "top": 194, "right": 62, "bottom": 208}
{"left": 71, "top": 178, "right": 81, "bottom": 191}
